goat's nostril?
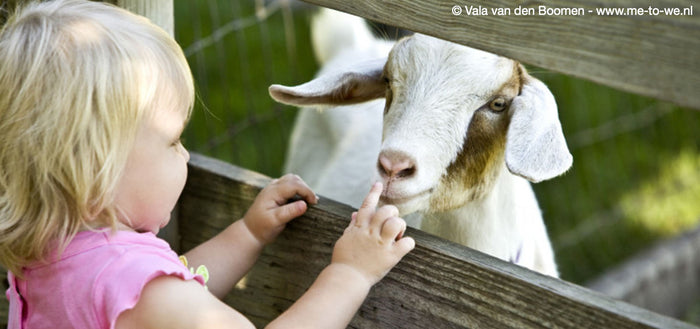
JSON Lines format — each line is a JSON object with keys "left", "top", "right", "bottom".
{"left": 397, "top": 166, "right": 416, "bottom": 178}
{"left": 378, "top": 152, "right": 416, "bottom": 180}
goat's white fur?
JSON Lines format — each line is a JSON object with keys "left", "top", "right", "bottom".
{"left": 272, "top": 9, "right": 571, "bottom": 277}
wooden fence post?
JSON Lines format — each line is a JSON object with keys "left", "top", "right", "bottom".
{"left": 108, "top": 0, "right": 173, "bottom": 36}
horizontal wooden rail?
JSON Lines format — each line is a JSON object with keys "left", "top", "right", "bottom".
{"left": 177, "top": 153, "right": 697, "bottom": 328}
{"left": 587, "top": 224, "right": 700, "bottom": 319}
{"left": 299, "top": 0, "right": 700, "bottom": 110}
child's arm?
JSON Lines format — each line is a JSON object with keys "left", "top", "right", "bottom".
{"left": 266, "top": 182, "right": 415, "bottom": 328}
{"left": 115, "top": 275, "right": 257, "bottom": 329}
{"left": 182, "top": 174, "right": 318, "bottom": 298}
{"left": 116, "top": 182, "right": 414, "bottom": 329}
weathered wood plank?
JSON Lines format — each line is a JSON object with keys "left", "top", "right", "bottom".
{"left": 178, "top": 153, "right": 697, "bottom": 328}
{"left": 103, "top": 0, "right": 173, "bottom": 35}
{"left": 587, "top": 224, "right": 700, "bottom": 319}
{"left": 299, "top": 0, "right": 700, "bottom": 110}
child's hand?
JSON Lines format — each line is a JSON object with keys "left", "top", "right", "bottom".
{"left": 331, "top": 182, "right": 415, "bottom": 285}
{"left": 243, "top": 174, "right": 318, "bottom": 245}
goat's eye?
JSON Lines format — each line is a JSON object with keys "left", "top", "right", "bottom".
{"left": 489, "top": 97, "right": 507, "bottom": 112}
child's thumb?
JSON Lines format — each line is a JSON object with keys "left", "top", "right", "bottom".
{"left": 395, "top": 236, "right": 416, "bottom": 257}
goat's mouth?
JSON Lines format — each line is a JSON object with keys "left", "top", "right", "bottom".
{"left": 379, "top": 188, "right": 432, "bottom": 208}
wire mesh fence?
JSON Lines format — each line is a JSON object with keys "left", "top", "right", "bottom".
{"left": 175, "top": 0, "right": 317, "bottom": 177}
{"left": 174, "top": 0, "right": 700, "bottom": 291}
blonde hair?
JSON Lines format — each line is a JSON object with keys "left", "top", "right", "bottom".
{"left": 0, "top": 0, "right": 194, "bottom": 276}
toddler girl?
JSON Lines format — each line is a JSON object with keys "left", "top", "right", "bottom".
{"left": 0, "top": 1, "right": 415, "bottom": 328}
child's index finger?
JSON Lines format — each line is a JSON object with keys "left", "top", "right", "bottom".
{"left": 361, "top": 182, "right": 383, "bottom": 209}
{"left": 356, "top": 182, "right": 383, "bottom": 226}
{"left": 300, "top": 187, "right": 320, "bottom": 205}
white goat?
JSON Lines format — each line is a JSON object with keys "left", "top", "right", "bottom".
{"left": 271, "top": 9, "right": 571, "bottom": 277}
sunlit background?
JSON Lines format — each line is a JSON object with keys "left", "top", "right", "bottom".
{"left": 174, "top": 0, "right": 699, "bottom": 322}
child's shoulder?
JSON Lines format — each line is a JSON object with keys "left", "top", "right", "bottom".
{"left": 23, "top": 229, "right": 202, "bottom": 295}
{"left": 65, "top": 229, "right": 168, "bottom": 254}
{"left": 48, "top": 229, "right": 173, "bottom": 267}
{"left": 60, "top": 229, "right": 200, "bottom": 284}
{"left": 16, "top": 230, "right": 205, "bottom": 328}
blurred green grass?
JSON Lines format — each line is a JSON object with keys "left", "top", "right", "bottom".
{"left": 175, "top": 0, "right": 317, "bottom": 176}
{"left": 174, "top": 1, "right": 700, "bottom": 284}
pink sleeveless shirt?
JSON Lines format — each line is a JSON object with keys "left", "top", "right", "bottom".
{"left": 5, "top": 230, "right": 205, "bottom": 329}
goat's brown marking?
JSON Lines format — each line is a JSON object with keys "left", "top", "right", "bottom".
{"left": 428, "top": 62, "right": 523, "bottom": 212}
{"left": 329, "top": 72, "right": 386, "bottom": 105}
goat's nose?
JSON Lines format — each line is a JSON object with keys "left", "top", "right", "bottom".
{"left": 378, "top": 151, "right": 416, "bottom": 180}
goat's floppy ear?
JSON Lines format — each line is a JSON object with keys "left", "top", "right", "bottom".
{"left": 505, "top": 76, "right": 572, "bottom": 183}
{"left": 269, "top": 57, "right": 386, "bottom": 107}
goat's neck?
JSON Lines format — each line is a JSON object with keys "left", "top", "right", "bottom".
{"left": 420, "top": 164, "right": 533, "bottom": 260}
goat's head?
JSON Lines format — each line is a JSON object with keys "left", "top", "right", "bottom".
{"left": 270, "top": 34, "right": 572, "bottom": 215}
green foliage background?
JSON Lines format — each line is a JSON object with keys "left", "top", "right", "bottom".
{"left": 174, "top": 1, "right": 700, "bottom": 285}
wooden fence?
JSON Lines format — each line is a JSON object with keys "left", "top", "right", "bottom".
{"left": 0, "top": 154, "right": 695, "bottom": 327}
{"left": 179, "top": 154, "right": 695, "bottom": 328}
{"left": 301, "top": 0, "right": 700, "bottom": 110}
{"left": 588, "top": 224, "right": 700, "bottom": 320}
